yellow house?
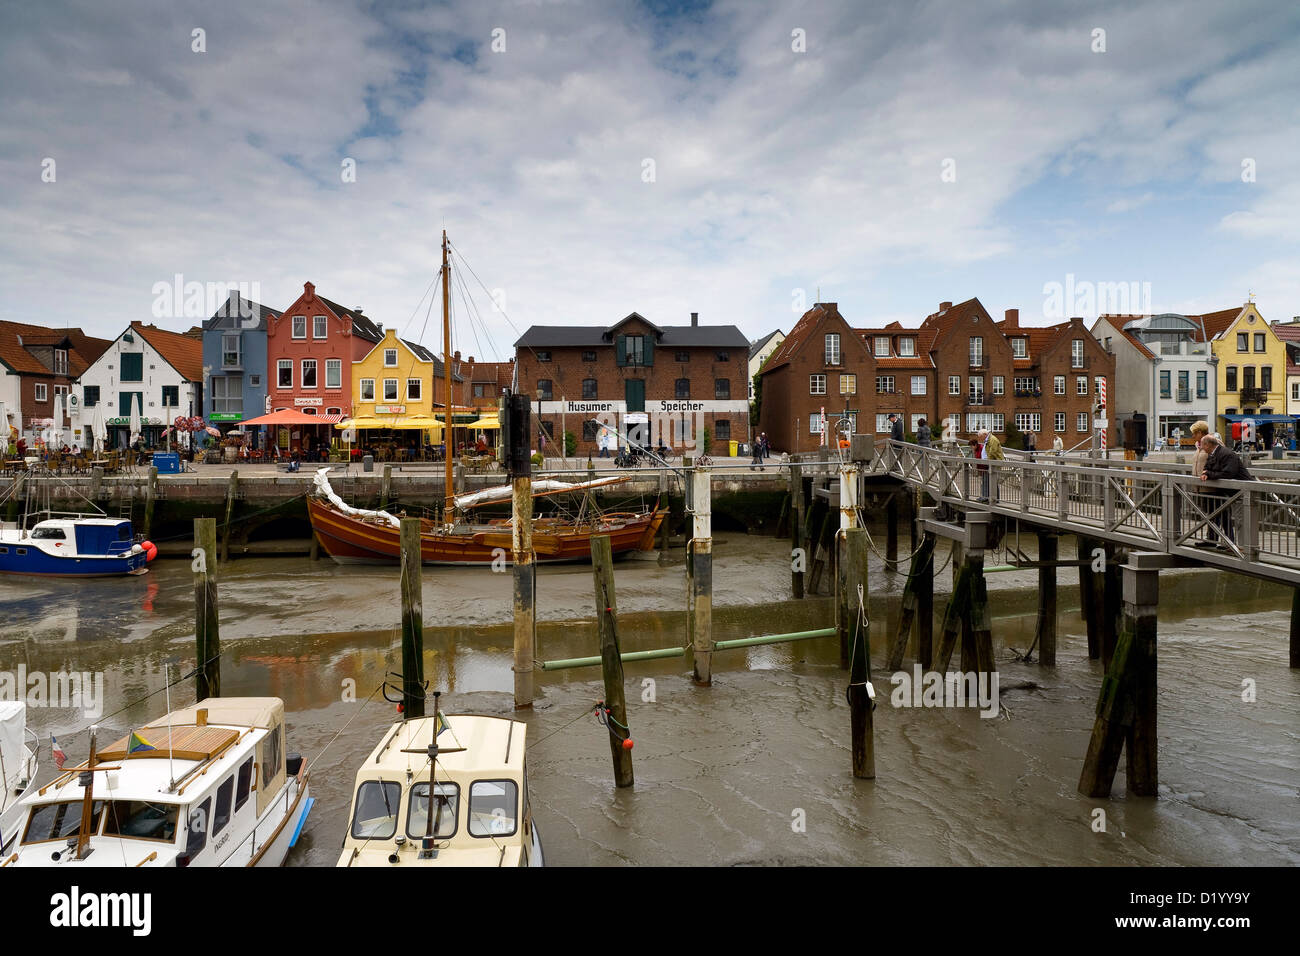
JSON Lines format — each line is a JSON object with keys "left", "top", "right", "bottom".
{"left": 1203, "top": 302, "right": 1287, "bottom": 442}
{"left": 350, "top": 330, "right": 443, "bottom": 426}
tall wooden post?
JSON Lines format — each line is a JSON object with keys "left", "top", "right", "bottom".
{"left": 379, "top": 463, "right": 393, "bottom": 511}
{"left": 887, "top": 532, "right": 936, "bottom": 670}
{"left": 142, "top": 465, "right": 158, "bottom": 541}
{"left": 844, "top": 527, "right": 874, "bottom": 778}
{"left": 790, "top": 463, "right": 805, "bottom": 598}
{"left": 690, "top": 467, "right": 713, "bottom": 685}
{"left": 221, "top": 469, "right": 238, "bottom": 563}
{"left": 1079, "top": 562, "right": 1158, "bottom": 798}
{"left": 1101, "top": 546, "right": 1122, "bottom": 669}
{"left": 512, "top": 475, "right": 535, "bottom": 708}
{"left": 885, "top": 492, "right": 898, "bottom": 571}
{"left": 592, "top": 534, "right": 633, "bottom": 787}
{"left": 837, "top": 463, "right": 860, "bottom": 668}
{"left": 657, "top": 472, "right": 669, "bottom": 565}
{"left": 399, "top": 517, "right": 425, "bottom": 720}
{"left": 1078, "top": 535, "right": 1101, "bottom": 659}
{"left": 1036, "top": 530, "right": 1058, "bottom": 666}
{"left": 193, "top": 518, "right": 220, "bottom": 700}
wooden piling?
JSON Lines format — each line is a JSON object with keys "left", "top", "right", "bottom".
{"left": 934, "top": 559, "right": 973, "bottom": 673}
{"left": 971, "top": 561, "right": 995, "bottom": 681}
{"left": 887, "top": 532, "right": 936, "bottom": 670}
{"left": 1101, "top": 547, "right": 1122, "bottom": 669}
{"left": 809, "top": 500, "right": 836, "bottom": 595}
{"left": 803, "top": 496, "right": 827, "bottom": 593}
{"left": 1036, "top": 531, "right": 1058, "bottom": 666}
{"left": 379, "top": 463, "right": 393, "bottom": 511}
{"left": 918, "top": 531, "right": 934, "bottom": 670}
{"left": 221, "top": 470, "right": 238, "bottom": 563}
{"left": 885, "top": 492, "right": 899, "bottom": 571}
{"left": 142, "top": 466, "right": 158, "bottom": 541}
{"left": 193, "top": 518, "right": 220, "bottom": 699}
{"left": 844, "top": 527, "right": 874, "bottom": 778}
{"left": 512, "top": 475, "right": 535, "bottom": 708}
{"left": 790, "top": 504, "right": 804, "bottom": 599}
{"left": 1078, "top": 564, "right": 1159, "bottom": 798}
{"left": 690, "top": 468, "right": 713, "bottom": 685}
{"left": 776, "top": 492, "right": 791, "bottom": 539}
{"left": 399, "top": 517, "right": 425, "bottom": 720}
{"left": 592, "top": 534, "right": 633, "bottom": 787}
{"left": 1078, "top": 535, "right": 1101, "bottom": 660}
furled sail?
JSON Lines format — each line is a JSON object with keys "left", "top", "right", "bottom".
{"left": 313, "top": 468, "right": 401, "bottom": 529}
{"left": 453, "top": 475, "right": 630, "bottom": 510}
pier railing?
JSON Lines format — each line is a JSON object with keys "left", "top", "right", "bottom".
{"left": 871, "top": 440, "right": 1300, "bottom": 584}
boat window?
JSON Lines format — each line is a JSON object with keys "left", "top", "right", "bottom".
{"left": 213, "top": 776, "right": 234, "bottom": 834}
{"left": 117, "top": 525, "right": 131, "bottom": 540}
{"left": 0, "top": 547, "right": 7, "bottom": 554}
{"left": 15, "top": 548, "right": 25, "bottom": 556}
{"left": 350, "top": 780, "right": 401, "bottom": 840}
{"left": 101, "top": 800, "right": 179, "bottom": 842}
{"left": 31, "top": 526, "right": 66, "bottom": 539}
{"left": 21, "top": 800, "right": 104, "bottom": 844}
{"left": 405, "top": 782, "right": 459, "bottom": 840}
{"left": 261, "top": 725, "right": 282, "bottom": 787}
{"left": 183, "top": 798, "right": 211, "bottom": 860}
{"left": 234, "top": 756, "right": 253, "bottom": 811}
{"left": 468, "top": 780, "right": 518, "bottom": 838}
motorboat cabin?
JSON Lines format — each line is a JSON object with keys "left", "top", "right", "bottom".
{"left": 0, "top": 516, "right": 150, "bottom": 576}
{"left": 339, "top": 713, "right": 542, "bottom": 867}
{"left": 2, "top": 698, "right": 311, "bottom": 868}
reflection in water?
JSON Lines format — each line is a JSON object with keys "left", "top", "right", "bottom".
{"left": 0, "top": 534, "right": 1296, "bottom": 866}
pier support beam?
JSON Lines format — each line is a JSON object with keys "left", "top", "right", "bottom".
{"left": 1078, "top": 535, "right": 1101, "bottom": 660}
{"left": 193, "top": 518, "right": 220, "bottom": 700}
{"left": 1078, "top": 559, "right": 1159, "bottom": 798}
{"left": 887, "top": 531, "right": 936, "bottom": 671}
{"left": 512, "top": 475, "right": 535, "bottom": 709}
{"left": 399, "top": 517, "right": 425, "bottom": 720}
{"left": 1035, "top": 531, "right": 1058, "bottom": 666}
{"left": 592, "top": 534, "right": 633, "bottom": 787}
{"left": 689, "top": 467, "right": 713, "bottom": 686}
{"left": 885, "top": 492, "right": 898, "bottom": 572}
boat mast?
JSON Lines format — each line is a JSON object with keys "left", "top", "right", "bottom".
{"left": 442, "top": 230, "right": 454, "bottom": 522}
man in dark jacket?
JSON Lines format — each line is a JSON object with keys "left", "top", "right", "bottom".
{"left": 889, "top": 413, "right": 904, "bottom": 442}
{"left": 1199, "top": 435, "right": 1254, "bottom": 545}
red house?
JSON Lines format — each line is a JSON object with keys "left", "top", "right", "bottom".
{"left": 266, "top": 281, "right": 384, "bottom": 452}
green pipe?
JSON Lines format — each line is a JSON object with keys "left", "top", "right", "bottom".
{"left": 539, "top": 647, "right": 685, "bottom": 671}
{"left": 713, "top": 627, "right": 836, "bottom": 650}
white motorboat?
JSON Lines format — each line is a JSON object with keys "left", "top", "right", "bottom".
{"left": 339, "top": 696, "right": 543, "bottom": 867}
{"left": 1, "top": 697, "right": 312, "bottom": 868}
{"left": 0, "top": 702, "right": 39, "bottom": 854}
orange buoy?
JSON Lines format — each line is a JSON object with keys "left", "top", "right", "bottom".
{"left": 142, "top": 540, "right": 158, "bottom": 562}
{"left": 622, "top": 738, "right": 634, "bottom": 750}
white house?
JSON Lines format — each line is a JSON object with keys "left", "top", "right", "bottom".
{"left": 72, "top": 321, "right": 204, "bottom": 449}
{"left": 748, "top": 329, "right": 784, "bottom": 401}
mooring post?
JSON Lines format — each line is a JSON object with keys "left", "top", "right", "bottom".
{"left": 1078, "top": 535, "right": 1101, "bottom": 659}
{"left": 885, "top": 491, "right": 899, "bottom": 572}
{"left": 90, "top": 466, "right": 104, "bottom": 503}
{"left": 1291, "top": 588, "right": 1300, "bottom": 669}
{"left": 844, "top": 527, "right": 874, "bottom": 779}
{"left": 917, "top": 530, "right": 934, "bottom": 669}
{"left": 1078, "top": 559, "right": 1159, "bottom": 798}
{"left": 193, "top": 518, "right": 220, "bottom": 699}
{"left": 592, "top": 534, "right": 633, "bottom": 787}
{"left": 887, "top": 531, "right": 936, "bottom": 670}
{"left": 657, "top": 471, "right": 669, "bottom": 565}
{"left": 961, "top": 514, "right": 994, "bottom": 681}
{"left": 142, "top": 465, "right": 158, "bottom": 541}
{"left": 221, "top": 469, "right": 238, "bottom": 563}
{"left": 836, "top": 462, "right": 860, "bottom": 668}
{"left": 1036, "top": 530, "right": 1058, "bottom": 666}
{"left": 690, "top": 467, "right": 713, "bottom": 685}
{"left": 512, "top": 472, "right": 535, "bottom": 709}
{"left": 399, "top": 517, "right": 425, "bottom": 720}
{"left": 951, "top": 538, "right": 964, "bottom": 588}
{"left": 810, "top": 498, "right": 836, "bottom": 595}
{"left": 379, "top": 463, "right": 393, "bottom": 511}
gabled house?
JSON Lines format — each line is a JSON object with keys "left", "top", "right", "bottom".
{"left": 748, "top": 329, "right": 784, "bottom": 401}
{"left": 0, "top": 322, "right": 110, "bottom": 447}
{"left": 351, "top": 328, "right": 460, "bottom": 423}
{"left": 1269, "top": 320, "right": 1300, "bottom": 419}
{"left": 73, "top": 321, "right": 203, "bottom": 448}
{"left": 1202, "top": 302, "right": 1286, "bottom": 442}
{"left": 854, "top": 319, "right": 938, "bottom": 439}
{"left": 202, "top": 293, "right": 281, "bottom": 444}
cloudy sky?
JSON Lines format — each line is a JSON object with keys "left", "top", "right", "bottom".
{"left": 2, "top": 0, "right": 1297, "bottom": 358}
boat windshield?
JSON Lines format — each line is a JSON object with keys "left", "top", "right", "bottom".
{"left": 468, "top": 779, "right": 519, "bottom": 837}
{"left": 101, "top": 800, "right": 181, "bottom": 843}
{"left": 22, "top": 800, "right": 104, "bottom": 845}
{"left": 406, "top": 782, "right": 459, "bottom": 840}
{"left": 31, "top": 526, "right": 66, "bottom": 540}
{"left": 350, "top": 780, "right": 401, "bottom": 840}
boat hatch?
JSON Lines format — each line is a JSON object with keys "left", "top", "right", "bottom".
{"left": 98, "top": 726, "right": 239, "bottom": 762}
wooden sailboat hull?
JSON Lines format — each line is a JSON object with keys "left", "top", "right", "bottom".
{"left": 307, "top": 496, "right": 666, "bottom": 565}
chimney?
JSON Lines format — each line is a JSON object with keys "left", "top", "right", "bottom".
{"left": 304, "top": 281, "right": 315, "bottom": 298}
{"left": 940, "top": 301, "right": 952, "bottom": 312}
{"left": 691, "top": 312, "right": 698, "bottom": 327}
{"left": 1004, "top": 308, "right": 1019, "bottom": 328}
{"left": 454, "top": 350, "right": 461, "bottom": 361}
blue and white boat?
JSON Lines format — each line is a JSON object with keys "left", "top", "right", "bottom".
{"left": 0, "top": 515, "right": 153, "bottom": 577}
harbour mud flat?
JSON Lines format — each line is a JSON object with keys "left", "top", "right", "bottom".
{"left": 1, "top": 531, "right": 1295, "bottom": 866}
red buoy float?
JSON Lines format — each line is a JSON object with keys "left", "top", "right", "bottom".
{"left": 142, "top": 540, "right": 158, "bottom": 562}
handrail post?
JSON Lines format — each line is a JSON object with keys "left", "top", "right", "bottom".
{"left": 1103, "top": 475, "right": 1116, "bottom": 531}
{"left": 1241, "top": 484, "right": 1258, "bottom": 562}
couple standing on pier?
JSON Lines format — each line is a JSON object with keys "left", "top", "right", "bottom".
{"left": 1190, "top": 420, "right": 1255, "bottom": 547}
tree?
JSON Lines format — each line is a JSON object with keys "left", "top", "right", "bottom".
{"left": 563, "top": 430, "right": 576, "bottom": 457}
{"left": 1002, "top": 417, "right": 1025, "bottom": 450}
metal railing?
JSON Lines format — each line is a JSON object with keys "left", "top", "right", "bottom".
{"left": 870, "top": 440, "right": 1300, "bottom": 584}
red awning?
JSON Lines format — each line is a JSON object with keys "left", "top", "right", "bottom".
{"left": 315, "top": 414, "right": 346, "bottom": 424}
{"left": 240, "top": 410, "right": 332, "bottom": 426}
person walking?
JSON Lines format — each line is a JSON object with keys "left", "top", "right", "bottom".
{"left": 759, "top": 432, "right": 770, "bottom": 460}
{"left": 889, "top": 413, "right": 904, "bottom": 443}
{"left": 750, "top": 436, "right": 762, "bottom": 470}
{"left": 1199, "top": 433, "right": 1254, "bottom": 547}
{"left": 598, "top": 427, "right": 611, "bottom": 458}
{"left": 916, "top": 418, "right": 932, "bottom": 448}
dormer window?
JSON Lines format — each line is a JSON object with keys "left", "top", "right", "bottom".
{"left": 53, "top": 349, "right": 68, "bottom": 374}
{"left": 874, "top": 336, "right": 889, "bottom": 358}
{"left": 898, "top": 338, "right": 915, "bottom": 357}
{"left": 1011, "top": 338, "right": 1027, "bottom": 359}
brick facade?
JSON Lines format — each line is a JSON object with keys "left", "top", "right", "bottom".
{"left": 514, "top": 312, "right": 749, "bottom": 456}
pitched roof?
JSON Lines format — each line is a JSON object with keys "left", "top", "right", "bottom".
{"left": 318, "top": 296, "right": 384, "bottom": 343}
{"left": 761, "top": 303, "right": 844, "bottom": 374}
{"left": 748, "top": 329, "right": 784, "bottom": 359}
{"left": 203, "top": 294, "right": 282, "bottom": 332}
{"left": 1095, "top": 314, "right": 1156, "bottom": 360}
{"left": 1270, "top": 322, "right": 1300, "bottom": 343}
{"left": 514, "top": 319, "right": 749, "bottom": 350}
{"left": 0, "top": 321, "right": 110, "bottom": 377}
{"left": 130, "top": 321, "right": 204, "bottom": 382}
{"left": 400, "top": 339, "right": 462, "bottom": 380}
{"left": 1196, "top": 307, "right": 1243, "bottom": 341}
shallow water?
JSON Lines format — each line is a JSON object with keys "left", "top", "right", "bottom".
{"left": 1, "top": 530, "right": 1296, "bottom": 866}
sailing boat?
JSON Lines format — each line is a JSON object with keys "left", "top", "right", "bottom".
{"left": 306, "top": 231, "right": 666, "bottom": 565}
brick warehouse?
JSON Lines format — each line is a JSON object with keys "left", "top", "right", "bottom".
{"left": 758, "top": 299, "right": 1116, "bottom": 452}
{"left": 514, "top": 312, "right": 750, "bottom": 456}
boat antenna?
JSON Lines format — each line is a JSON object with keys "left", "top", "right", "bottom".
{"left": 165, "top": 661, "right": 175, "bottom": 789}
{"left": 398, "top": 690, "right": 465, "bottom": 860}
{"left": 442, "top": 230, "right": 455, "bottom": 524}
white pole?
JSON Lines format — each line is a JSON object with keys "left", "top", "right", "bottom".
{"left": 840, "top": 462, "right": 859, "bottom": 529}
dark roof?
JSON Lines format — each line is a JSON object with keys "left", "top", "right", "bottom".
{"left": 400, "top": 338, "right": 463, "bottom": 380}
{"left": 748, "top": 329, "right": 784, "bottom": 359}
{"left": 515, "top": 321, "right": 749, "bottom": 350}
{"left": 203, "top": 294, "right": 282, "bottom": 332}
{"left": 319, "top": 296, "right": 384, "bottom": 343}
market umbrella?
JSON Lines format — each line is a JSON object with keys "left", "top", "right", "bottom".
{"left": 91, "top": 405, "right": 107, "bottom": 454}
{"left": 129, "top": 393, "right": 142, "bottom": 446}
{"left": 205, "top": 426, "right": 221, "bottom": 437}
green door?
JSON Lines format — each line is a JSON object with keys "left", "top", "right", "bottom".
{"left": 625, "top": 379, "right": 645, "bottom": 412}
